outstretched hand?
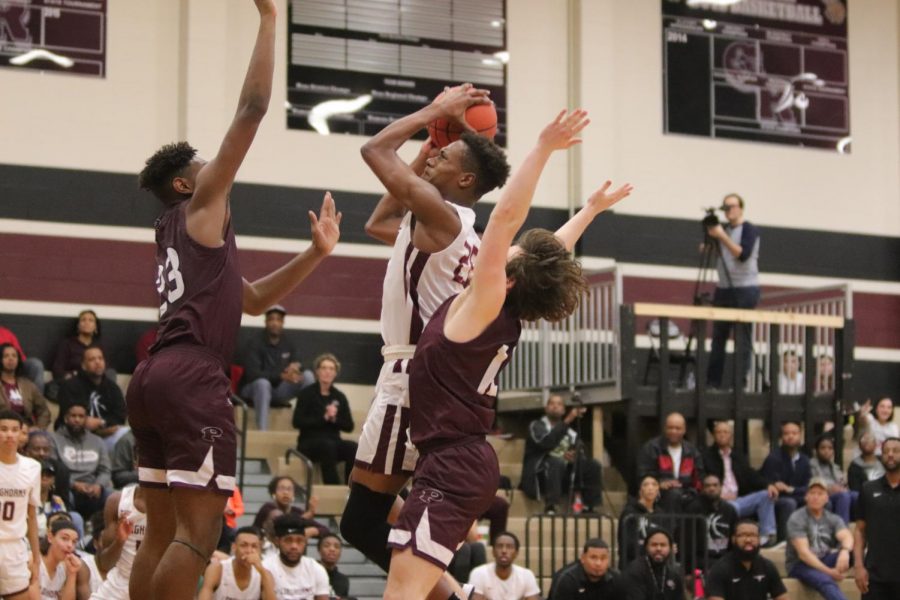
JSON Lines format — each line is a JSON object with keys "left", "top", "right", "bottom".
{"left": 586, "top": 180, "right": 633, "bottom": 215}
{"left": 538, "top": 109, "right": 591, "bottom": 152}
{"left": 434, "top": 83, "right": 491, "bottom": 128}
{"left": 253, "top": 0, "right": 277, "bottom": 17}
{"left": 309, "top": 192, "right": 342, "bottom": 256}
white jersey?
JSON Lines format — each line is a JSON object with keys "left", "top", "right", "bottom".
{"left": 76, "top": 549, "right": 103, "bottom": 594}
{"left": 0, "top": 455, "right": 41, "bottom": 540}
{"left": 215, "top": 557, "right": 261, "bottom": 600}
{"left": 468, "top": 563, "right": 541, "bottom": 600}
{"left": 39, "top": 559, "right": 67, "bottom": 600}
{"left": 262, "top": 554, "right": 329, "bottom": 600}
{"left": 90, "top": 485, "right": 146, "bottom": 600}
{"left": 380, "top": 204, "right": 479, "bottom": 346}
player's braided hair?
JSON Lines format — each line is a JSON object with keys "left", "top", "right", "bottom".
{"left": 504, "top": 228, "right": 587, "bottom": 322}
{"left": 459, "top": 132, "right": 510, "bottom": 198}
{"left": 138, "top": 141, "right": 198, "bottom": 202}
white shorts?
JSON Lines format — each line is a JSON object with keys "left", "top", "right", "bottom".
{"left": 354, "top": 347, "right": 418, "bottom": 476}
{"left": 0, "top": 539, "right": 32, "bottom": 597}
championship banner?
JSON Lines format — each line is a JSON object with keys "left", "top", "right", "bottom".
{"left": 0, "top": 0, "right": 107, "bottom": 77}
{"left": 286, "top": 0, "right": 508, "bottom": 145}
{"left": 662, "top": 0, "right": 850, "bottom": 152}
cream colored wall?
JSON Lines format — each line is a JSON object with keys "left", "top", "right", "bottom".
{"left": 580, "top": 0, "right": 900, "bottom": 237}
{"left": 0, "top": 0, "right": 897, "bottom": 236}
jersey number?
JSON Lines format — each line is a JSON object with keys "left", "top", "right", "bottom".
{"left": 477, "top": 344, "right": 509, "bottom": 397}
{"left": 452, "top": 242, "right": 478, "bottom": 288}
{"left": 1, "top": 501, "right": 14, "bottom": 521}
{"left": 156, "top": 247, "right": 185, "bottom": 316}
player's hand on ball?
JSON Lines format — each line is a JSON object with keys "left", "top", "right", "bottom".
{"left": 586, "top": 180, "right": 633, "bottom": 214}
{"left": 436, "top": 83, "right": 491, "bottom": 127}
{"left": 538, "top": 109, "right": 591, "bottom": 151}
{"left": 310, "top": 191, "right": 342, "bottom": 256}
{"left": 253, "top": 0, "right": 277, "bottom": 17}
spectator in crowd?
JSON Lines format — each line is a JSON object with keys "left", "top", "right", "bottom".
{"left": 293, "top": 353, "right": 357, "bottom": 485}
{"left": 481, "top": 493, "right": 511, "bottom": 544}
{"left": 218, "top": 486, "right": 245, "bottom": 552}
{"left": 549, "top": 538, "right": 624, "bottom": 600}
{"left": 469, "top": 532, "right": 541, "bottom": 600}
{"left": 704, "top": 193, "right": 761, "bottom": 391}
{"left": 786, "top": 478, "right": 853, "bottom": 600}
{"left": 623, "top": 528, "right": 686, "bottom": 600}
{"left": 446, "top": 521, "right": 486, "bottom": 585}
{"left": 260, "top": 509, "right": 283, "bottom": 561}
{"left": 761, "top": 421, "right": 811, "bottom": 539}
{"left": 685, "top": 473, "right": 738, "bottom": 569}
{"left": 24, "top": 430, "right": 72, "bottom": 512}
{"left": 36, "top": 460, "right": 73, "bottom": 539}
{"left": 816, "top": 354, "right": 834, "bottom": 393}
{"left": 520, "top": 394, "right": 602, "bottom": 514}
{"left": 239, "top": 305, "right": 314, "bottom": 430}
{"left": 198, "top": 526, "right": 277, "bottom": 600}
{"left": 51, "top": 403, "right": 111, "bottom": 519}
{"left": 847, "top": 432, "right": 885, "bottom": 492}
{"left": 252, "top": 476, "right": 328, "bottom": 538}
{"left": 810, "top": 435, "right": 854, "bottom": 524}
{"left": 0, "top": 325, "right": 47, "bottom": 391}
{"left": 704, "top": 519, "right": 788, "bottom": 600}
{"left": 110, "top": 430, "right": 138, "bottom": 489}
{"left": 55, "top": 347, "right": 128, "bottom": 452}
{"left": 262, "top": 513, "right": 330, "bottom": 600}
{"left": 51, "top": 309, "right": 115, "bottom": 386}
{"left": 777, "top": 350, "right": 804, "bottom": 394}
{"left": 857, "top": 397, "right": 898, "bottom": 455}
{"left": 0, "top": 343, "right": 51, "bottom": 428}
{"left": 702, "top": 420, "right": 778, "bottom": 545}
{"left": 618, "top": 475, "right": 667, "bottom": 569}
{"left": 39, "top": 519, "right": 89, "bottom": 600}
{"left": 638, "top": 412, "right": 703, "bottom": 511}
{"left": 317, "top": 533, "right": 352, "bottom": 600}
{"left": 854, "top": 437, "right": 900, "bottom": 599}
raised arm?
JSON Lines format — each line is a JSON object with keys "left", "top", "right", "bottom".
{"left": 364, "top": 139, "right": 437, "bottom": 245}
{"left": 553, "top": 181, "right": 633, "bottom": 251}
{"left": 96, "top": 492, "right": 128, "bottom": 575}
{"left": 359, "top": 84, "right": 489, "bottom": 244}
{"left": 443, "top": 110, "right": 589, "bottom": 342}
{"left": 186, "top": 0, "right": 277, "bottom": 247}
{"left": 242, "top": 192, "right": 341, "bottom": 315}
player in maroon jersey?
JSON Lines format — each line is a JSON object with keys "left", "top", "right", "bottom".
{"left": 126, "top": 2, "right": 341, "bottom": 600}
{"left": 382, "top": 110, "right": 632, "bottom": 599}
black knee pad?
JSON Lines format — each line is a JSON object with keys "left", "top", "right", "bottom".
{"left": 339, "top": 482, "right": 395, "bottom": 571}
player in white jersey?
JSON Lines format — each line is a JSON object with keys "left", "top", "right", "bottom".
{"left": 341, "top": 84, "right": 511, "bottom": 600}
{"left": 198, "top": 526, "right": 276, "bottom": 600}
{"left": 0, "top": 410, "right": 42, "bottom": 599}
{"left": 261, "top": 514, "right": 329, "bottom": 600}
{"left": 90, "top": 484, "right": 145, "bottom": 600}
{"left": 39, "top": 518, "right": 86, "bottom": 600}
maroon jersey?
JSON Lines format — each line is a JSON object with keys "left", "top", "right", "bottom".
{"left": 408, "top": 295, "right": 521, "bottom": 451}
{"left": 150, "top": 202, "right": 243, "bottom": 365}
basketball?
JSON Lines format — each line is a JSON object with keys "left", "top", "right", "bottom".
{"left": 426, "top": 93, "right": 498, "bottom": 148}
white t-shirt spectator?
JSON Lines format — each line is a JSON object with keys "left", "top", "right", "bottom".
{"left": 865, "top": 413, "right": 900, "bottom": 455}
{"left": 468, "top": 563, "right": 541, "bottom": 600}
{"left": 262, "top": 554, "right": 329, "bottom": 600}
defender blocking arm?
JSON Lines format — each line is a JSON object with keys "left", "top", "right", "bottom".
{"left": 242, "top": 192, "right": 342, "bottom": 315}
{"left": 553, "top": 180, "right": 633, "bottom": 251}
{"left": 187, "top": 0, "right": 277, "bottom": 247}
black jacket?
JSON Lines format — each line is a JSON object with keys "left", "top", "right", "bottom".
{"left": 623, "top": 557, "right": 686, "bottom": 600}
{"left": 702, "top": 445, "right": 769, "bottom": 497}
{"left": 549, "top": 562, "right": 626, "bottom": 600}
{"left": 618, "top": 498, "right": 668, "bottom": 569}
{"left": 683, "top": 495, "right": 738, "bottom": 567}
{"left": 638, "top": 436, "right": 704, "bottom": 492}
{"left": 293, "top": 385, "right": 354, "bottom": 445}
{"left": 55, "top": 370, "right": 126, "bottom": 430}
{"left": 240, "top": 332, "right": 301, "bottom": 387}
{"left": 520, "top": 416, "right": 577, "bottom": 500}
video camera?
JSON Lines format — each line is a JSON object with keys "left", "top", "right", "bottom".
{"left": 701, "top": 207, "right": 721, "bottom": 229}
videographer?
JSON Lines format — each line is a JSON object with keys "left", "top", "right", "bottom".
{"left": 705, "top": 193, "right": 761, "bottom": 389}
{"left": 520, "top": 394, "right": 603, "bottom": 514}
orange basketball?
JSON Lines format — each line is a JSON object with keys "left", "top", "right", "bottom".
{"left": 426, "top": 94, "right": 498, "bottom": 148}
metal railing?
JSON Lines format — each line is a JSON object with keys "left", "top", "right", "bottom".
{"left": 524, "top": 513, "right": 617, "bottom": 584}
{"left": 748, "top": 284, "right": 851, "bottom": 394}
{"left": 230, "top": 394, "right": 249, "bottom": 491}
{"left": 284, "top": 448, "right": 314, "bottom": 503}
{"left": 500, "top": 267, "right": 622, "bottom": 393}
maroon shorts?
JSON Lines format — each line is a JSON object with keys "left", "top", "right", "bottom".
{"left": 387, "top": 438, "right": 499, "bottom": 569}
{"left": 127, "top": 345, "right": 236, "bottom": 497}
